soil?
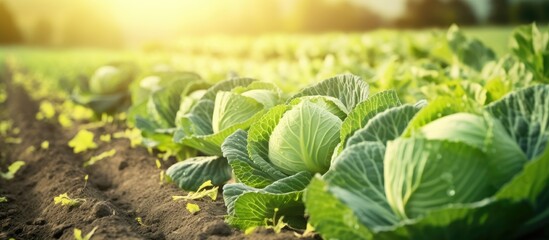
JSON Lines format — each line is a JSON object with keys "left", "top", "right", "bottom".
{"left": 0, "top": 68, "right": 307, "bottom": 240}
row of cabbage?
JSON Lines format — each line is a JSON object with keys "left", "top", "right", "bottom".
{"left": 68, "top": 24, "right": 549, "bottom": 239}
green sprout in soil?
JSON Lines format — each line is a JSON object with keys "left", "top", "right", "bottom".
{"left": 0, "top": 120, "right": 13, "bottom": 136}
{"left": 172, "top": 180, "right": 218, "bottom": 201}
{"left": 186, "top": 203, "right": 200, "bottom": 214}
{"left": 99, "top": 134, "right": 111, "bottom": 142}
{"left": 35, "top": 101, "right": 56, "bottom": 121}
{"left": 0, "top": 196, "right": 8, "bottom": 203}
{"left": 245, "top": 208, "right": 288, "bottom": 235}
{"left": 58, "top": 113, "right": 73, "bottom": 128}
{"left": 135, "top": 217, "right": 148, "bottom": 226}
{"left": 41, "top": 140, "right": 49, "bottom": 149}
{"left": 113, "top": 128, "right": 142, "bottom": 148}
{"left": 293, "top": 223, "right": 315, "bottom": 238}
{"left": 1, "top": 161, "right": 25, "bottom": 180}
{"left": 4, "top": 137, "right": 22, "bottom": 144}
{"left": 82, "top": 174, "right": 89, "bottom": 192}
{"left": 68, "top": 129, "right": 97, "bottom": 153}
{"left": 83, "top": 149, "right": 116, "bottom": 167}
{"left": 24, "top": 146, "right": 36, "bottom": 154}
{"left": 155, "top": 159, "right": 166, "bottom": 184}
{"left": 73, "top": 226, "right": 98, "bottom": 240}
{"left": 54, "top": 193, "right": 86, "bottom": 207}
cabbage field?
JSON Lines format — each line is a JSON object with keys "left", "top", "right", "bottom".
{"left": 0, "top": 24, "right": 548, "bottom": 240}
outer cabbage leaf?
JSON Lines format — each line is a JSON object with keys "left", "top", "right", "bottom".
{"left": 173, "top": 78, "right": 269, "bottom": 155}
{"left": 212, "top": 91, "right": 264, "bottom": 133}
{"left": 287, "top": 74, "right": 369, "bottom": 111}
{"left": 223, "top": 172, "right": 312, "bottom": 230}
{"left": 338, "top": 90, "right": 401, "bottom": 153}
{"left": 419, "top": 113, "right": 528, "bottom": 188}
{"left": 346, "top": 104, "right": 421, "bottom": 148}
{"left": 166, "top": 156, "right": 232, "bottom": 191}
{"left": 385, "top": 138, "right": 495, "bottom": 219}
{"left": 223, "top": 130, "right": 279, "bottom": 188}
{"left": 486, "top": 85, "right": 549, "bottom": 159}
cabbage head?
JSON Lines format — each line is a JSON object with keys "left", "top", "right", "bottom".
{"left": 89, "top": 66, "right": 127, "bottom": 95}
{"left": 72, "top": 63, "right": 136, "bottom": 114}
{"left": 268, "top": 96, "right": 347, "bottom": 175}
{"left": 419, "top": 112, "right": 527, "bottom": 187}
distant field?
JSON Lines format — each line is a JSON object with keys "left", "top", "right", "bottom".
{"left": 464, "top": 26, "right": 515, "bottom": 56}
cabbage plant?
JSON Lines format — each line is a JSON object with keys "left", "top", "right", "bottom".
{"left": 511, "top": 23, "right": 549, "bottom": 83}
{"left": 221, "top": 74, "right": 371, "bottom": 230}
{"left": 128, "top": 71, "right": 208, "bottom": 160}
{"left": 166, "top": 78, "right": 283, "bottom": 190}
{"left": 304, "top": 85, "right": 549, "bottom": 240}
{"left": 72, "top": 63, "right": 136, "bottom": 114}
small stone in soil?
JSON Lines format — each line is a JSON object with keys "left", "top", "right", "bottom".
{"left": 52, "top": 223, "right": 72, "bottom": 238}
{"left": 118, "top": 161, "right": 128, "bottom": 170}
{"left": 92, "top": 201, "right": 114, "bottom": 218}
{"left": 33, "top": 218, "right": 47, "bottom": 225}
{"left": 202, "top": 221, "right": 232, "bottom": 236}
{"left": 94, "top": 178, "right": 112, "bottom": 191}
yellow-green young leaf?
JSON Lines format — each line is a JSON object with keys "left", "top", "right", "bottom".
{"left": 197, "top": 180, "right": 214, "bottom": 190}
{"left": 0, "top": 88, "right": 5, "bottom": 104}
{"left": 155, "top": 159, "right": 162, "bottom": 169}
{"left": 244, "top": 226, "right": 258, "bottom": 235}
{"left": 113, "top": 128, "right": 142, "bottom": 148}
{"left": 117, "top": 112, "right": 127, "bottom": 121}
{"left": 0, "top": 196, "right": 8, "bottom": 203}
{"left": 5, "top": 137, "right": 22, "bottom": 144}
{"left": 83, "top": 174, "right": 89, "bottom": 189}
{"left": 101, "top": 113, "right": 114, "bottom": 123}
{"left": 41, "top": 141, "right": 49, "bottom": 149}
{"left": 294, "top": 223, "right": 315, "bottom": 238}
{"left": 99, "top": 134, "right": 111, "bottom": 142}
{"left": 53, "top": 193, "right": 85, "bottom": 206}
{"left": 0, "top": 120, "right": 13, "bottom": 136}
{"left": 186, "top": 203, "right": 200, "bottom": 214}
{"left": 12, "top": 128, "right": 20, "bottom": 134}
{"left": 264, "top": 208, "right": 287, "bottom": 234}
{"left": 136, "top": 217, "right": 145, "bottom": 226}
{"left": 1, "top": 161, "right": 25, "bottom": 180}
{"left": 68, "top": 129, "right": 97, "bottom": 153}
{"left": 36, "top": 101, "right": 55, "bottom": 120}
{"left": 68, "top": 103, "right": 94, "bottom": 120}
{"left": 58, "top": 113, "right": 73, "bottom": 128}
{"left": 159, "top": 170, "right": 165, "bottom": 184}
{"left": 74, "top": 226, "right": 98, "bottom": 240}
{"left": 172, "top": 180, "right": 218, "bottom": 201}
{"left": 84, "top": 149, "right": 117, "bottom": 167}
{"left": 24, "top": 146, "right": 36, "bottom": 154}
{"left": 74, "top": 228, "right": 82, "bottom": 240}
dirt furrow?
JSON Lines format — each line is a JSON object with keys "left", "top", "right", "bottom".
{"left": 0, "top": 68, "right": 300, "bottom": 240}
{"left": 0, "top": 73, "right": 144, "bottom": 239}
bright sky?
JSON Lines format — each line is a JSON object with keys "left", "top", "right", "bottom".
{"left": 357, "top": 0, "right": 406, "bottom": 19}
{"left": 5, "top": 0, "right": 492, "bottom": 46}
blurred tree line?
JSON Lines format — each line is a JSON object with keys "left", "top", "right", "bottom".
{"left": 397, "top": 0, "right": 549, "bottom": 28}
{"left": 0, "top": 0, "right": 121, "bottom": 47}
{"left": 0, "top": 1, "right": 22, "bottom": 44}
{"left": 187, "top": 0, "right": 549, "bottom": 34}
{"left": 1, "top": 0, "right": 548, "bottom": 46}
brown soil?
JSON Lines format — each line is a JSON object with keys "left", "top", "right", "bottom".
{"left": 0, "top": 69, "right": 305, "bottom": 239}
